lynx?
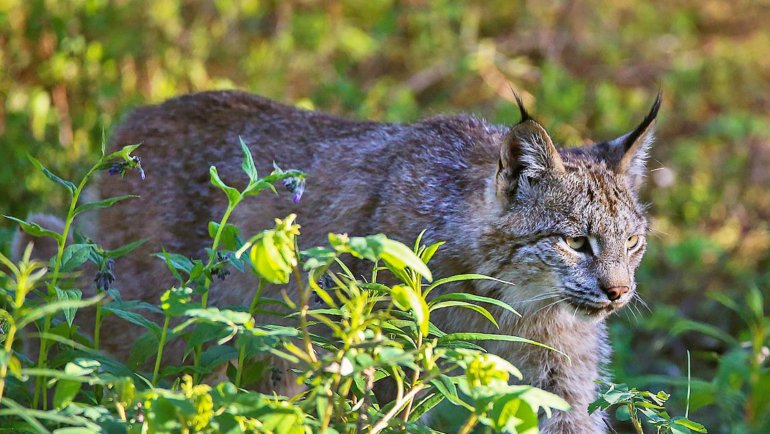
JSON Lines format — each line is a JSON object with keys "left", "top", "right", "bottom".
{"left": 20, "top": 90, "right": 660, "bottom": 433}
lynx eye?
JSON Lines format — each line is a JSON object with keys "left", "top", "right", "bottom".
{"left": 564, "top": 236, "right": 590, "bottom": 254}
{"left": 626, "top": 235, "right": 642, "bottom": 251}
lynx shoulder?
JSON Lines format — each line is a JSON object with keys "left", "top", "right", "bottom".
{"left": 96, "top": 90, "right": 661, "bottom": 433}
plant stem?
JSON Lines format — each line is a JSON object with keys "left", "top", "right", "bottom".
{"left": 248, "top": 279, "right": 265, "bottom": 315}
{"left": 94, "top": 291, "right": 103, "bottom": 350}
{"left": 293, "top": 265, "right": 316, "bottom": 363}
{"left": 630, "top": 404, "right": 645, "bottom": 434}
{"left": 319, "top": 384, "right": 335, "bottom": 432}
{"left": 193, "top": 201, "right": 237, "bottom": 382}
{"left": 401, "top": 278, "right": 424, "bottom": 423}
{"left": 458, "top": 413, "right": 478, "bottom": 434}
{"left": 355, "top": 367, "right": 376, "bottom": 433}
{"left": 401, "top": 335, "right": 422, "bottom": 422}
{"left": 235, "top": 279, "right": 265, "bottom": 387}
{"left": 209, "top": 202, "right": 237, "bottom": 262}
{"left": 370, "top": 384, "right": 426, "bottom": 434}
{"left": 152, "top": 315, "right": 171, "bottom": 386}
{"left": 685, "top": 350, "right": 691, "bottom": 419}
{"left": 0, "top": 322, "right": 17, "bottom": 403}
{"left": 34, "top": 164, "right": 99, "bottom": 409}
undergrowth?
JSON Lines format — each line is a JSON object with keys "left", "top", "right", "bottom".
{"left": 0, "top": 142, "right": 705, "bottom": 433}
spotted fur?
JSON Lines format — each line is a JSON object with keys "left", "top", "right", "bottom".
{"left": 86, "top": 91, "right": 660, "bottom": 433}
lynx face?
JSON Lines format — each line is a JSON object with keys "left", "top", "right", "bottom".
{"left": 484, "top": 94, "right": 660, "bottom": 320}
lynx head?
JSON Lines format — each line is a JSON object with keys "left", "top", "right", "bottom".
{"left": 481, "top": 93, "right": 661, "bottom": 320}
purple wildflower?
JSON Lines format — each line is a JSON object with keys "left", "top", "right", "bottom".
{"left": 211, "top": 251, "right": 231, "bottom": 281}
{"left": 94, "top": 259, "right": 116, "bottom": 291}
{"left": 282, "top": 176, "right": 306, "bottom": 204}
{"left": 106, "top": 156, "right": 144, "bottom": 180}
{"left": 107, "top": 162, "right": 124, "bottom": 175}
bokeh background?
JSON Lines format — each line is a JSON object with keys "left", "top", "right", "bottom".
{"left": 1, "top": 1, "right": 768, "bottom": 432}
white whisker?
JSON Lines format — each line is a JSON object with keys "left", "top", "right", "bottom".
{"left": 532, "top": 297, "right": 568, "bottom": 316}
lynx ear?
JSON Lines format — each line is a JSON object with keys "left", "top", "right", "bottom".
{"left": 605, "top": 92, "right": 662, "bottom": 192}
{"left": 496, "top": 94, "right": 565, "bottom": 199}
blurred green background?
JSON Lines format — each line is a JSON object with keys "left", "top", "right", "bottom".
{"left": 1, "top": 0, "right": 768, "bottom": 431}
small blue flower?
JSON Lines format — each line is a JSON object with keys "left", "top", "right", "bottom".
{"left": 106, "top": 156, "right": 145, "bottom": 180}
{"left": 107, "top": 163, "right": 124, "bottom": 175}
{"left": 282, "top": 177, "right": 305, "bottom": 204}
{"left": 94, "top": 259, "right": 116, "bottom": 291}
{"left": 211, "top": 252, "right": 231, "bottom": 281}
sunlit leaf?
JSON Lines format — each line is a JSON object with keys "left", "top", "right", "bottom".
{"left": 28, "top": 155, "right": 76, "bottom": 194}
{"left": 74, "top": 195, "right": 139, "bottom": 216}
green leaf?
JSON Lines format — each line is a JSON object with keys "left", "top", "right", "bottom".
{"left": 381, "top": 238, "right": 432, "bottom": 282}
{"left": 429, "top": 300, "right": 498, "bottom": 328}
{"left": 240, "top": 137, "right": 258, "bottom": 181}
{"left": 208, "top": 221, "right": 242, "bottom": 250}
{"left": 28, "top": 155, "right": 76, "bottom": 194}
{"left": 514, "top": 385, "right": 571, "bottom": 415}
{"left": 301, "top": 247, "right": 336, "bottom": 270}
{"left": 430, "top": 292, "right": 520, "bottom": 317}
{"left": 430, "top": 375, "right": 471, "bottom": 409}
{"left": 184, "top": 307, "right": 252, "bottom": 325}
{"left": 54, "top": 428, "right": 99, "bottom": 434}
{"left": 153, "top": 251, "right": 195, "bottom": 275}
{"left": 200, "top": 345, "right": 239, "bottom": 372}
{"left": 420, "top": 241, "right": 445, "bottom": 264}
{"left": 106, "top": 239, "right": 147, "bottom": 259}
{"left": 210, "top": 166, "right": 241, "bottom": 205}
{"left": 438, "top": 333, "right": 567, "bottom": 359}
{"left": 160, "top": 287, "right": 194, "bottom": 316}
{"left": 391, "top": 284, "right": 430, "bottom": 336}
{"left": 425, "top": 273, "right": 512, "bottom": 297}
{"left": 329, "top": 233, "right": 384, "bottom": 262}
{"left": 602, "top": 389, "right": 635, "bottom": 406}
{"left": 670, "top": 319, "right": 738, "bottom": 346}
{"left": 103, "top": 303, "right": 162, "bottom": 336}
{"left": 746, "top": 286, "right": 764, "bottom": 320}
{"left": 4, "top": 215, "right": 62, "bottom": 241}
{"left": 60, "top": 244, "right": 92, "bottom": 272}
{"left": 615, "top": 404, "right": 631, "bottom": 421}
{"left": 18, "top": 295, "right": 102, "bottom": 329}
{"left": 488, "top": 392, "right": 539, "bottom": 433}
{"left": 671, "top": 417, "right": 707, "bottom": 433}
{"left": 259, "top": 405, "right": 305, "bottom": 434}
{"left": 409, "top": 393, "right": 445, "bottom": 422}
{"left": 105, "top": 144, "right": 141, "bottom": 161}
{"left": 74, "top": 195, "right": 139, "bottom": 216}
{"left": 53, "top": 379, "right": 82, "bottom": 409}
{"left": 55, "top": 287, "right": 82, "bottom": 326}
{"left": 669, "top": 424, "right": 693, "bottom": 434}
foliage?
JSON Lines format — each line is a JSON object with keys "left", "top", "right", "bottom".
{"left": 0, "top": 143, "right": 588, "bottom": 433}
{"left": 589, "top": 382, "right": 706, "bottom": 434}
{"left": 1, "top": 1, "right": 768, "bottom": 431}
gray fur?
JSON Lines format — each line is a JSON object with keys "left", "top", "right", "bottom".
{"left": 84, "top": 91, "right": 657, "bottom": 433}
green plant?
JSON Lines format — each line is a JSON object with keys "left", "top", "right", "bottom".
{"left": 0, "top": 142, "right": 576, "bottom": 433}
{"left": 589, "top": 381, "right": 706, "bottom": 434}
{"left": 4, "top": 142, "right": 144, "bottom": 410}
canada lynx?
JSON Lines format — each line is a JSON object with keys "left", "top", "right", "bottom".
{"left": 50, "top": 91, "right": 661, "bottom": 433}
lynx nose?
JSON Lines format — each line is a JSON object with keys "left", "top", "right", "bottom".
{"left": 603, "top": 285, "right": 629, "bottom": 301}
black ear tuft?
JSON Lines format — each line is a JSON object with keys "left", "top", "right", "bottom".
{"left": 496, "top": 111, "right": 565, "bottom": 200}
{"left": 601, "top": 91, "right": 662, "bottom": 193}
{"left": 618, "top": 90, "right": 661, "bottom": 156}
{"left": 510, "top": 87, "right": 531, "bottom": 123}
